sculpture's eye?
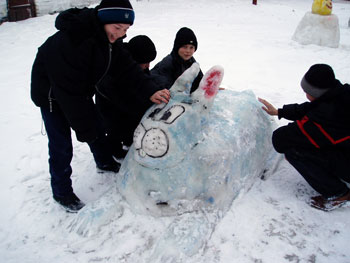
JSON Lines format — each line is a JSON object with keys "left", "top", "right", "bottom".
{"left": 148, "top": 104, "right": 185, "bottom": 124}
{"left": 159, "top": 105, "right": 185, "bottom": 124}
{"left": 148, "top": 104, "right": 166, "bottom": 119}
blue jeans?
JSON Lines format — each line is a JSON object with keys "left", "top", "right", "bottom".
{"left": 41, "top": 107, "right": 114, "bottom": 197}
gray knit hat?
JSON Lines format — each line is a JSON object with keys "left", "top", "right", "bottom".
{"left": 301, "top": 64, "right": 336, "bottom": 98}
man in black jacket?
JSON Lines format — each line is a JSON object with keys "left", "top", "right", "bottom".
{"left": 259, "top": 64, "right": 350, "bottom": 211}
{"left": 31, "top": 0, "right": 169, "bottom": 212}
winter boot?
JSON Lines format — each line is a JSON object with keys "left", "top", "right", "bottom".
{"left": 53, "top": 193, "right": 85, "bottom": 213}
{"left": 310, "top": 190, "right": 350, "bottom": 211}
{"left": 96, "top": 159, "right": 121, "bottom": 173}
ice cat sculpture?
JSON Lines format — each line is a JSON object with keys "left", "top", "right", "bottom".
{"left": 69, "top": 63, "right": 276, "bottom": 260}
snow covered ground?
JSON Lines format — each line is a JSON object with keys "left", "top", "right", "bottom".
{"left": 0, "top": 0, "right": 350, "bottom": 262}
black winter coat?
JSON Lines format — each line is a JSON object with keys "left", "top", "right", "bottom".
{"left": 95, "top": 68, "right": 157, "bottom": 147}
{"left": 150, "top": 51, "right": 203, "bottom": 93}
{"left": 31, "top": 8, "right": 159, "bottom": 143}
{"left": 31, "top": 8, "right": 111, "bottom": 142}
{"left": 273, "top": 81, "right": 350, "bottom": 153}
{"left": 94, "top": 43, "right": 162, "bottom": 146}
{"left": 95, "top": 49, "right": 159, "bottom": 117}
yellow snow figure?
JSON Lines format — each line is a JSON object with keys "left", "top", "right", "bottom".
{"left": 312, "top": 0, "right": 332, "bottom": 16}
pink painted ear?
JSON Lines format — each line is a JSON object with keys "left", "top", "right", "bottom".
{"left": 192, "top": 66, "right": 224, "bottom": 109}
{"left": 201, "top": 69, "right": 223, "bottom": 99}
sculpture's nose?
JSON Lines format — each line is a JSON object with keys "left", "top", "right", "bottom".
{"left": 141, "top": 128, "right": 169, "bottom": 158}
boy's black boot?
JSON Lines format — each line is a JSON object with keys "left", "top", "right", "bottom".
{"left": 53, "top": 193, "right": 85, "bottom": 213}
{"left": 97, "top": 159, "right": 121, "bottom": 173}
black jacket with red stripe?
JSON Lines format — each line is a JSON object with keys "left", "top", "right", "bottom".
{"left": 272, "top": 80, "right": 350, "bottom": 153}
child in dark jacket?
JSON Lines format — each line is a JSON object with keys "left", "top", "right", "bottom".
{"left": 151, "top": 27, "right": 203, "bottom": 93}
{"left": 259, "top": 64, "right": 350, "bottom": 211}
{"left": 96, "top": 35, "right": 169, "bottom": 158}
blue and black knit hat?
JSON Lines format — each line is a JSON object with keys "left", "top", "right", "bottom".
{"left": 97, "top": 0, "right": 135, "bottom": 25}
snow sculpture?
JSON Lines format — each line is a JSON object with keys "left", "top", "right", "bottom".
{"left": 312, "top": 0, "right": 332, "bottom": 16}
{"left": 292, "top": 11, "right": 340, "bottom": 48}
{"left": 293, "top": 0, "right": 338, "bottom": 48}
{"left": 69, "top": 63, "right": 276, "bottom": 260}
{"left": 118, "top": 63, "right": 274, "bottom": 217}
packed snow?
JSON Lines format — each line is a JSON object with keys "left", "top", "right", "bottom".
{"left": 0, "top": 0, "right": 99, "bottom": 20}
{"left": 292, "top": 12, "right": 340, "bottom": 48}
{"left": 33, "top": 0, "right": 98, "bottom": 16}
{"left": 1, "top": 0, "right": 350, "bottom": 262}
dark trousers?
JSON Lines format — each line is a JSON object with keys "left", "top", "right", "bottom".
{"left": 41, "top": 107, "right": 113, "bottom": 197}
{"left": 284, "top": 148, "right": 350, "bottom": 198}
{"left": 95, "top": 95, "right": 143, "bottom": 154}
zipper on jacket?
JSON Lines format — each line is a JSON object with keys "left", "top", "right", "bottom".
{"left": 48, "top": 87, "right": 53, "bottom": 112}
{"left": 95, "top": 43, "right": 112, "bottom": 100}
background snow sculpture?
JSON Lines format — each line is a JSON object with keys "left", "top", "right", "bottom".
{"left": 292, "top": 0, "right": 339, "bottom": 48}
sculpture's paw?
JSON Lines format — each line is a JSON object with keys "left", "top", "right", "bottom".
{"left": 149, "top": 211, "right": 217, "bottom": 261}
{"left": 67, "top": 189, "right": 124, "bottom": 237}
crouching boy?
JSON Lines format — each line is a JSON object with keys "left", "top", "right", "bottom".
{"left": 259, "top": 64, "right": 350, "bottom": 211}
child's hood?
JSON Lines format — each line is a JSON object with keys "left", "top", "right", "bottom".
{"left": 55, "top": 7, "right": 100, "bottom": 36}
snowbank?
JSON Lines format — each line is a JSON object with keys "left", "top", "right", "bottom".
{"left": 35, "top": 0, "right": 99, "bottom": 16}
{"left": 0, "top": 0, "right": 99, "bottom": 21}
